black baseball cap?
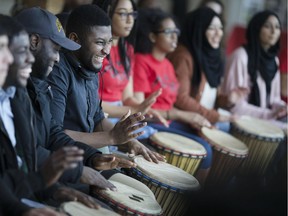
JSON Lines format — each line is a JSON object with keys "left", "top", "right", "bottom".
{"left": 15, "top": 7, "right": 80, "bottom": 51}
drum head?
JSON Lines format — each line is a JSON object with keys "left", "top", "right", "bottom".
{"left": 96, "top": 181, "right": 162, "bottom": 215}
{"left": 61, "top": 201, "right": 119, "bottom": 216}
{"left": 233, "top": 116, "right": 284, "bottom": 139}
{"left": 133, "top": 156, "right": 200, "bottom": 191}
{"left": 201, "top": 127, "right": 248, "bottom": 155}
{"left": 150, "top": 132, "right": 206, "bottom": 156}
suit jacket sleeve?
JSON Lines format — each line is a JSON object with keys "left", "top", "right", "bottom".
{"left": 0, "top": 178, "right": 32, "bottom": 216}
{"left": 1, "top": 169, "right": 45, "bottom": 199}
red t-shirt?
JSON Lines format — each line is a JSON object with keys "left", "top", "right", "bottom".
{"left": 134, "top": 54, "right": 179, "bottom": 110}
{"left": 99, "top": 44, "right": 134, "bottom": 102}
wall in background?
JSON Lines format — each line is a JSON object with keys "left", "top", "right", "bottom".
{"left": 0, "top": 0, "right": 286, "bottom": 33}
{"left": 0, "top": 0, "right": 14, "bottom": 15}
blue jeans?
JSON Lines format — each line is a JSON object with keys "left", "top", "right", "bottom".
{"left": 214, "top": 121, "right": 231, "bottom": 133}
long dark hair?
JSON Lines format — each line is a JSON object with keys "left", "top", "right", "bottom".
{"left": 135, "top": 8, "right": 175, "bottom": 54}
{"left": 93, "top": 0, "right": 137, "bottom": 76}
{"left": 244, "top": 10, "right": 281, "bottom": 106}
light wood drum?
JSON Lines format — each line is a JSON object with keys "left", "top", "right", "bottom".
{"left": 60, "top": 201, "right": 120, "bottom": 216}
{"left": 200, "top": 127, "right": 248, "bottom": 187}
{"left": 231, "top": 116, "right": 285, "bottom": 176}
{"left": 129, "top": 156, "right": 200, "bottom": 216}
{"left": 150, "top": 132, "right": 207, "bottom": 175}
{"left": 91, "top": 181, "right": 162, "bottom": 216}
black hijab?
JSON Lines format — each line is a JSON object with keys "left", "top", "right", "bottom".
{"left": 179, "top": 7, "right": 223, "bottom": 89}
{"left": 244, "top": 10, "right": 281, "bottom": 107}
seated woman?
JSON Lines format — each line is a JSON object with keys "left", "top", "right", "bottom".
{"left": 167, "top": 7, "right": 236, "bottom": 133}
{"left": 220, "top": 10, "right": 287, "bottom": 130}
{"left": 133, "top": 8, "right": 213, "bottom": 184}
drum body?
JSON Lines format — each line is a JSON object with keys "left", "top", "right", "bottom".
{"left": 91, "top": 181, "right": 162, "bottom": 216}
{"left": 200, "top": 127, "right": 248, "bottom": 187}
{"left": 129, "top": 156, "right": 200, "bottom": 216}
{"left": 150, "top": 132, "right": 207, "bottom": 175}
{"left": 231, "top": 116, "right": 284, "bottom": 176}
{"left": 61, "top": 201, "right": 120, "bottom": 216}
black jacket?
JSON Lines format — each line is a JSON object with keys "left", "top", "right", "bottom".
{"left": 27, "top": 77, "right": 101, "bottom": 183}
{"left": 0, "top": 178, "right": 32, "bottom": 216}
{"left": 0, "top": 88, "right": 48, "bottom": 216}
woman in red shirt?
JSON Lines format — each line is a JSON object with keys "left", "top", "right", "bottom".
{"left": 133, "top": 8, "right": 212, "bottom": 185}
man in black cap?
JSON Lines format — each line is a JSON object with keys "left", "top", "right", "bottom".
{"left": 15, "top": 6, "right": 138, "bottom": 194}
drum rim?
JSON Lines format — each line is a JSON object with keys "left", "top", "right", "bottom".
{"left": 93, "top": 185, "right": 163, "bottom": 216}
{"left": 131, "top": 168, "right": 186, "bottom": 192}
{"left": 212, "top": 145, "right": 248, "bottom": 158}
{"left": 199, "top": 128, "right": 249, "bottom": 156}
{"left": 132, "top": 156, "right": 200, "bottom": 191}
{"left": 150, "top": 132, "right": 207, "bottom": 156}
{"left": 131, "top": 167, "right": 199, "bottom": 192}
{"left": 150, "top": 140, "right": 207, "bottom": 158}
{"left": 95, "top": 192, "right": 162, "bottom": 216}
{"left": 231, "top": 124, "right": 284, "bottom": 142}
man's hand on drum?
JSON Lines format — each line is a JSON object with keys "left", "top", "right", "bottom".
{"left": 52, "top": 187, "right": 100, "bottom": 209}
{"left": 92, "top": 154, "right": 136, "bottom": 170}
{"left": 23, "top": 207, "right": 67, "bottom": 216}
{"left": 126, "top": 140, "right": 165, "bottom": 163}
{"left": 110, "top": 110, "right": 147, "bottom": 144}
{"left": 41, "top": 146, "right": 84, "bottom": 187}
{"left": 80, "top": 166, "right": 117, "bottom": 191}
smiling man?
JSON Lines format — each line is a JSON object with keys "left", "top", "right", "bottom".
{"left": 47, "top": 4, "right": 161, "bottom": 198}
{"left": 48, "top": 4, "right": 163, "bottom": 162}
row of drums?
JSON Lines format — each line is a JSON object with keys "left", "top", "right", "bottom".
{"left": 61, "top": 116, "right": 285, "bottom": 216}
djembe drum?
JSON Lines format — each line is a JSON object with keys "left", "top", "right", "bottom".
{"left": 129, "top": 156, "right": 200, "bottom": 216}
{"left": 60, "top": 201, "right": 120, "bottom": 216}
{"left": 231, "top": 116, "right": 285, "bottom": 176}
{"left": 149, "top": 132, "right": 207, "bottom": 175}
{"left": 200, "top": 127, "right": 248, "bottom": 187}
{"left": 91, "top": 181, "right": 162, "bottom": 216}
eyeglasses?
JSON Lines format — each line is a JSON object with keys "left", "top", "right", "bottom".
{"left": 154, "top": 28, "right": 181, "bottom": 37}
{"left": 115, "top": 11, "right": 138, "bottom": 20}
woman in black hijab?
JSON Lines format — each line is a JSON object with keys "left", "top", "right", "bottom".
{"left": 221, "top": 10, "right": 286, "bottom": 129}
{"left": 168, "top": 7, "right": 232, "bottom": 132}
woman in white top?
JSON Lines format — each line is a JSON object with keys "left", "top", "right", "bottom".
{"left": 168, "top": 7, "right": 235, "bottom": 132}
